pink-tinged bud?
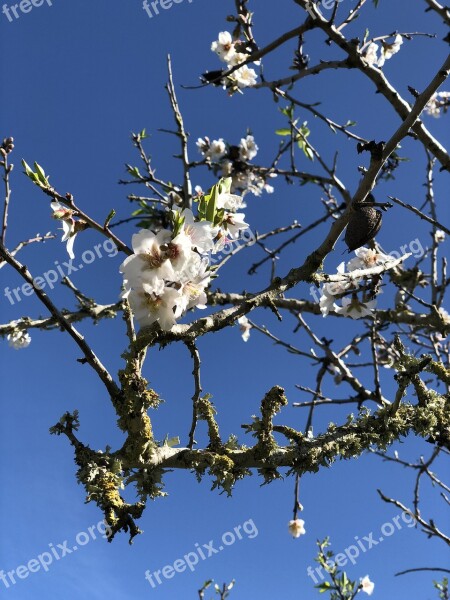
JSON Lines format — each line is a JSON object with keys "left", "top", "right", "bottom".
{"left": 51, "top": 201, "right": 74, "bottom": 220}
{"left": 52, "top": 209, "right": 72, "bottom": 220}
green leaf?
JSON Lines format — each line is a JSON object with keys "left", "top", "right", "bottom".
{"left": 205, "top": 185, "right": 217, "bottom": 223}
{"left": 104, "top": 209, "right": 116, "bottom": 228}
{"left": 127, "top": 165, "right": 142, "bottom": 179}
{"left": 34, "top": 162, "right": 48, "bottom": 185}
{"left": 316, "top": 581, "right": 331, "bottom": 592}
{"left": 21, "top": 159, "right": 33, "bottom": 176}
{"left": 275, "top": 128, "right": 291, "bottom": 136}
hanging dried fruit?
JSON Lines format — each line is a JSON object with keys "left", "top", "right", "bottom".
{"left": 344, "top": 196, "right": 393, "bottom": 253}
{"left": 345, "top": 205, "right": 382, "bottom": 252}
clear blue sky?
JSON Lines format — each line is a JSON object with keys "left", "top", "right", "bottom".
{"left": 1, "top": 1, "right": 449, "bottom": 598}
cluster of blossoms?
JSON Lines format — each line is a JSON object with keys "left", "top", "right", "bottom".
{"left": 319, "top": 247, "right": 397, "bottom": 319}
{"left": 120, "top": 178, "right": 250, "bottom": 331}
{"left": 196, "top": 134, "right": 275, "bottom": 197}
{"left": 425, "top": 91, "right": 450, "bottom": 118}
{"left": 7, "top": 327, "right": 31, "bottom": 350}
{"left": 210, "top": 31, "right": 259, "bottom": 92}
{"left": 363, "top": 34, "right": 403, "bottom": 68}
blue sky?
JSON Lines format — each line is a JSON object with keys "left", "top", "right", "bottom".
{"left": 0, "top": 1, "right": 449, "bottom": 598}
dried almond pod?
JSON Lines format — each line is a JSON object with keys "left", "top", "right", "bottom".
{"left": 344, "top": 205, "right": 382, "bottom": 252}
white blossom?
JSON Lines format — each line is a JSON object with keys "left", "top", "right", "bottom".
{"left": 51, "top": 201, "right": 73, "bottom": 221}
{"left": 227, "top": 51, "right": 249, "bottom": 67}
{"left": 221, "top": 159, "right": 234, "bottom": 177}
{"left": 377, "top": 34, "right": 403, "bottom": 67}
{"left": 425, "top": 91, "right": 450, "bottom": 118}
{"left": 288, "top": 519, "right": 306, "bottom": 538}
{"left": 178, "top": 257, "right": 211, "bottom": 311}
{"left": 363, "top": 43, "right": 379, "bottom": 67}
{"left": 211, "top": 31, "right": 236, "bottom": 63}
{"left": 335, "top": 296, "right": 377, "bottom": 319}
{"left": 222, "top": 212, "right": 249, "bottom": 238}
{"left": 196, "top": 137, "right": 209, "bottom": 154}
{"left": 233, "top": 65, "right": 258, "bottom": 88}
{"left": 364, "top": 35, "right": 403, "bottom": 69}
{"left": 164, "top": 230, "right": 194, "bottom": 273}
{"left": 360, "top": 575, "right": 375, "bottom": 596}
{"left": 61, "top": 220, "right": 78, "bottom": 260}
{"left": 237, "top": 315, "right": 252, "bottom": 342}
{"left": 434, "top": 230, "right": 446, "bottom": 243}
{"left": 347, "top": 247, "right": 391, "bottom": 271}
{"left": 128, "top": 284, "right": 183, "bottom": 331}
{"left": 120, "top": 229, "right": 174, "bottom": 292}
{"left": 209, "top": 139, "right": 227, "bottom": 160}
{"left": 319, "top": 263, "right": 354, "bottom": 317}
{"left": 438, "top": 307, "right": 450, "bottom": 325}
{"left": 239, "top": 135, "right": 259, "bottom": 161}
{"left": 216, "top": 191, "right": 244, "bottom": 212}
{"left": 196, "top": 137, "right": 227, "bottom": 161}
{"left": 181, "top": 209, "right": 218, "bottom": 254}
{"left": 51, "top": 201, "right": 78, "bottom": 259}
{"left": 319, "top": 288, "right": 338, "bottom": 317}
{"left": 7, "top": 330, "right": 31, "bottom": 350}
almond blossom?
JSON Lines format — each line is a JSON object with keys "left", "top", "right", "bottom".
{"left": 222, "top": 211, "right": 249, "bottom": 238}
{"left": 288, "top": 518, "right": 306, "bottom": 538}
{"left": 335, "top": 296, "right": 377, "bottom": 320}
{"left": 181, "top": 208, "right": 218, "bottom": 254}
{"left": 216, "top": 191, "right": 244, "bottom": 211}
{"left": 434, "top": 230, "right": 446, "bottom": 244}
{"left": 237, "top": 315, "right": 252, "bottom": 342}
{"left": 363, "top": 43, "right": 379, "bottom": 67}
{"left": 178, "top": 257, "right": 211, "bottom": 311}
{"left": 128, "top": 284, "right": 183, "bottom": 331}
{"left": 239, "top": 135, "right": 259, "bottom": 161}
{"left": 377, "top": 34, "right": 403, "bottom": 67}
{"left": 51, "top": 201, "right": 78, "bottom": 260}
{"left": 438, "top": 307, "right": 450, "bottom": 325}
{"left": 360, "top": 575, "right": 375, "bottom": 595}
{"left": 347, "top": 247, "right": 391, "bottom": 271}
{"left": 425, "top": 91, "right": 450, "bottom": 118}
{"left": 120, "top": 229, "right": 174, "bottom": 292}
{"left": 363, "top": 35, "right": 403, "bottom": 69}
{"left": 196, "top": 137, "right": 227, "bottom": 161}
{"left": 211, "top": 31, "right": 236, "bottom": 63}
{"left": 319, "top": 262, "right": 353, "bottom": 316}
{"left": 233, "top": 65, "right": 258, "bottom": 88}
{"left": 7, "top": 330, "right": 31, "bottom": 350}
